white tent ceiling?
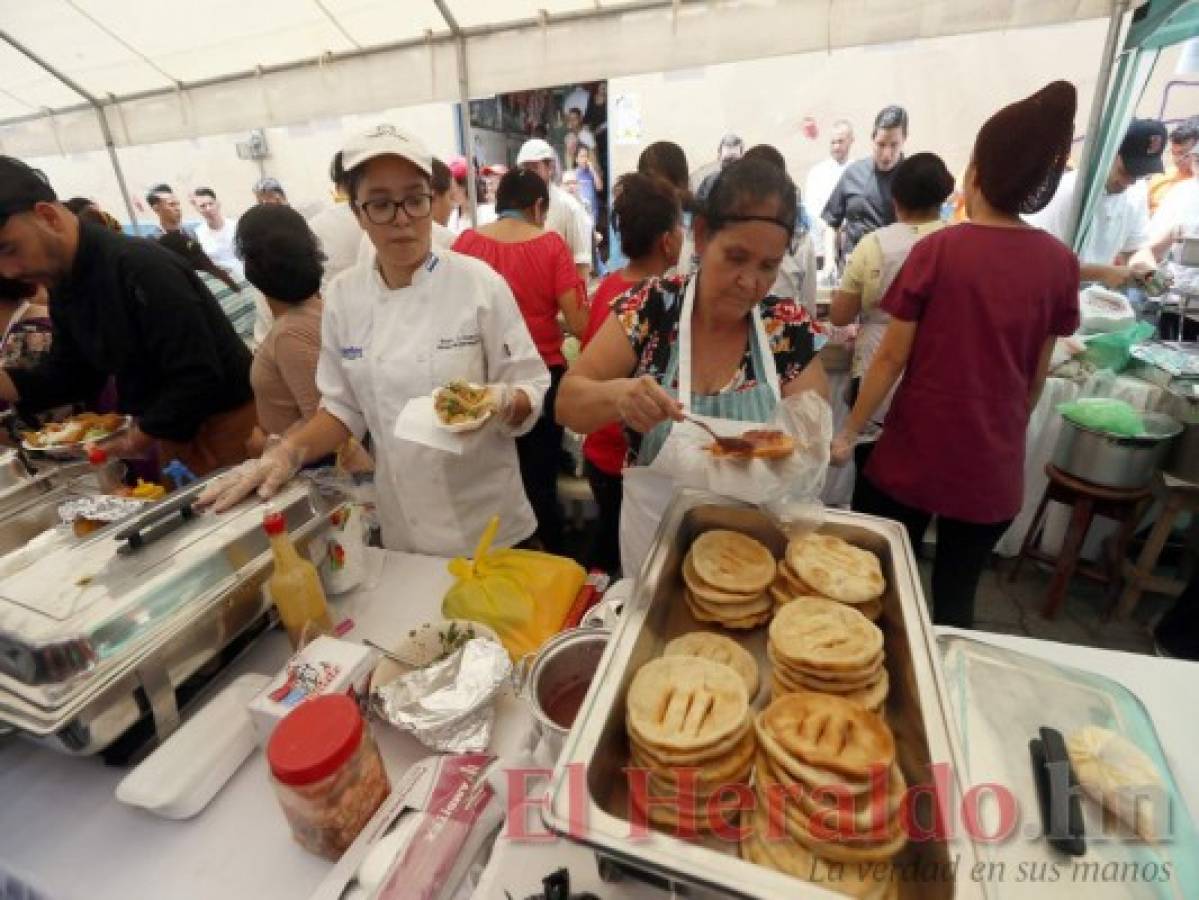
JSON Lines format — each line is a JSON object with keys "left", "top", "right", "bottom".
{"left": 0, "top": 0, "right": 1116, "bottom": 155}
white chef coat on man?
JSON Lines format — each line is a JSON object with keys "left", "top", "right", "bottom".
{"left": 515, "top": 138, "right": 593, "bottom": 278}
{"left": 319, "top": 248, "right": 550, "bottom": 555}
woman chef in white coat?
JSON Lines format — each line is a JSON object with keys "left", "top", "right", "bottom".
{"left": 200, "top": 126, "right": 550, "bottom": 556}
{"left": 557, "top": 157, "right": 828, "bottom": 577}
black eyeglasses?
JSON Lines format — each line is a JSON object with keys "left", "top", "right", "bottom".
{"left": 360, "top": 193, "right": 433, "bottom": 225}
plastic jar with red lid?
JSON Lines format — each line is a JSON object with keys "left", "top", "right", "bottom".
{"left": 266, "top": 694, "right": 391, "bottom": 859}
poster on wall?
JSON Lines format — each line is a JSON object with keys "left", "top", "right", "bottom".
{"left": 612, "top": 92, "right": 643, "bottom": 145}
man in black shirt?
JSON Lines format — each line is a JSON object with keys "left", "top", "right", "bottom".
{"left": 0, "top": 156, "right": 257, "bottom": 475}
{"left": 822, "top": 105, "right": 909, "bottom": 268}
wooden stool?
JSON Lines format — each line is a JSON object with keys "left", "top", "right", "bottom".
{"left": 1009, "top": 464, "right": 1151, "bottom": 619}
{"left": 1114, "top": 473, "right": 1199, "bottom": 619}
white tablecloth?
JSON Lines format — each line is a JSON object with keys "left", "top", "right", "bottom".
{"left": 2, "top": 553, "right": 1196, "bottom": 900}
{"left": 0, "top": 550, "right": 533, "bottom": 900}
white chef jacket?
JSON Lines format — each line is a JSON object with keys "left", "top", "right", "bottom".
{"left": 804, "top": 156, "right": 849, "bottom": 258}
{"left": 545, "top": 184, "right": 593, "bottom": 268}
{"left": 1025, "top": 170, "right": 1150, "bottom": 266}
{"left": 318, "top": 250, "right": 551, "bottom": 556}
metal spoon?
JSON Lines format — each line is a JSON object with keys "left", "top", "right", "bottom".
{"left": 684, "top": 415, "right": 755, "bottom": 454}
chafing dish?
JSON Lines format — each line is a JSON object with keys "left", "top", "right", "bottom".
{"left": 0, "top": 475, "right": 343, "bottom": 756}
{"left": 544, "top": 490, "right": 987, "bottom": 899}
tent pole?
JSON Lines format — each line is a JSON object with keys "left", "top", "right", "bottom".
{"left": 1067, "top": 0, "right": 1129, "bottom": 246}
{"left": 0, "top": 30, "right": 138, "bottom": 229}
{"left": 433, "top": 0, "right": 479, "bottom": 226}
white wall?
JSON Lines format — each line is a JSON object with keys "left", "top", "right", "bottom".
{"left": 19, "top": 19, "right": 1186, "bottom": 228}
{"left": 609, "top": 20, "right": 1185, "bottom": 191}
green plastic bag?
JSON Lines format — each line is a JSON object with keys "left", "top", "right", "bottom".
{"left": 1058, "top": 397, "right": 1145, "bottom": 436}
{"left": 1079, "top": 323, "right": 1154, "bottom": 372}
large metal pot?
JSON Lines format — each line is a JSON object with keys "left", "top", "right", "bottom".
{"left": 515, "top": 627, "right": 610, "bottom": 762}
{"left": 1162, "top": 384, "right": 1199, "bottom": 484}
{"left": 1052, "top": 411, "right": 1182, "bottom": 489}
{"left": 1167, "top": 420, "right": 1199, "bottom": 484}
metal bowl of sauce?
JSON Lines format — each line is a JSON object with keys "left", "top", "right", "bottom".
{"left": 518, "top": 627, "right": 610, "bottom": 761}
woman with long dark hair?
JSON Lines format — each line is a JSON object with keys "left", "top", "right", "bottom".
{"left": 580, "top": 173, "right": 684, "bottom": 574}
{"left": 831, "top": 82, "right": 1081, "bottom": 628}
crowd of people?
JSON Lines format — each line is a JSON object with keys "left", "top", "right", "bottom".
{"left": 0, "top": 80, "right": 1194, "bottom": 630}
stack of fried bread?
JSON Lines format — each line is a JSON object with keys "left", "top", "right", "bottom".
{"left": 769, "top": 533, "right": 885, "bottom": 622}
{"left": 663, "top": 631, "right": 760, "bottom": 700}
{"left": 768, "top": 597, "right": 888, "bottom": 713}
{"left": 745, "top": 693, "right": 906, "bottom": 897}
{"left": 681, "top": 530, "right": 775, "bottom": 630}
{"left": 626, "top": 656, "right": 754, "bottom": 833}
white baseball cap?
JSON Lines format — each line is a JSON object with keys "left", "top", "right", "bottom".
{"left": 516, "top": 138, "right": 555, "bottom": 165}
{"left": 341, "top": 125, "right": 432, "bottom": 177}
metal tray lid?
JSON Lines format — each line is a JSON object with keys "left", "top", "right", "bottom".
{"left": 0, "top": 477, "right": 332, "bottom": 699}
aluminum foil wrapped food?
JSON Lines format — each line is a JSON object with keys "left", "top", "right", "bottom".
{"left": 58, "top": 495, "right": 148, "bottom": 525}
{"left": 371, "top": 637, "right": 511, "bottom": 753}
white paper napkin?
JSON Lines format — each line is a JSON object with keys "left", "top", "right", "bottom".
{"left": 394, "top": 396, "right": 488, "bottom": 455}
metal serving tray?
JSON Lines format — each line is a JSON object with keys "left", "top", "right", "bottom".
{"left": 544, "top": 490, "right": 988, "bottom": 899}
{"left": 0, "top": 477, "right": 342, "bottom": 754}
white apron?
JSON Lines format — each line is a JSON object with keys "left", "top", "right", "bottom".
{"left": 619, "top": 277, "right": 781, "bottom": 581}
{"left": 853, "top": 222, "right": 926, "bottom": 441}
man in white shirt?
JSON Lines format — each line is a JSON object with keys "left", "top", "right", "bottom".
{"left": 804, "top": 119, "right": 853, "bottom": 278}
{"left": 1026, "top": 119, "right": 1167, "bottom": 289}
{"left": 516, "top": 138, "right": 592, "bottom": 279}
{"left": 191, "top": 187, "right": 242, "bottom": 280}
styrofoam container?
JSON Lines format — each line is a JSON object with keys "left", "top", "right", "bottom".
{"left": 115, "top": 673, "right": 270, "bottom": 819}
{"left": 248, "top": 636, "right": 376, "bottom": 745}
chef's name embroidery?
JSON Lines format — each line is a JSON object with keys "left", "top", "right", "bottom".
{"left": 437, "top": 334, "right": 482, "bottom": 350}
{"left": 341, "top": 346, "right": 364, "bottom": 360}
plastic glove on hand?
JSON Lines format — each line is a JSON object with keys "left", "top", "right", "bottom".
{"left": 485, "top": 383, "right": 534, "bottom": 428}
{"left": 829, "top": 428, "right": 857, "bottom": 467}
{"left": 195, "top": 438, "right": 302, "bottom": 513}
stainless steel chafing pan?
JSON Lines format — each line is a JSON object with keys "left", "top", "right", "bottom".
{"left": 544, "top": 490, "right": 988, "bottom": 899}
{"left": 0, "top": 476, "right": 343, "bottom": 755}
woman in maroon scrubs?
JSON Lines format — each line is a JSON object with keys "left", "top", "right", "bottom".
{"left": 832, "top": 81, "right": 1082, "bottom": 628}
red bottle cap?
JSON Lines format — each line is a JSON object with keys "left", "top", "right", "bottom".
{"left": 87, "top": 446, "right": 108, "bottom": 465}
{"left": 263, "top": 511, "right": 287, "bottom": 536}
{"left": 267, "top": 694, "right": 364, "bottom": 786}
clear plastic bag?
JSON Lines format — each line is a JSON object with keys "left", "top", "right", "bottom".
{"left": 652, "top": 390, "right": 833, "bottom": 507}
